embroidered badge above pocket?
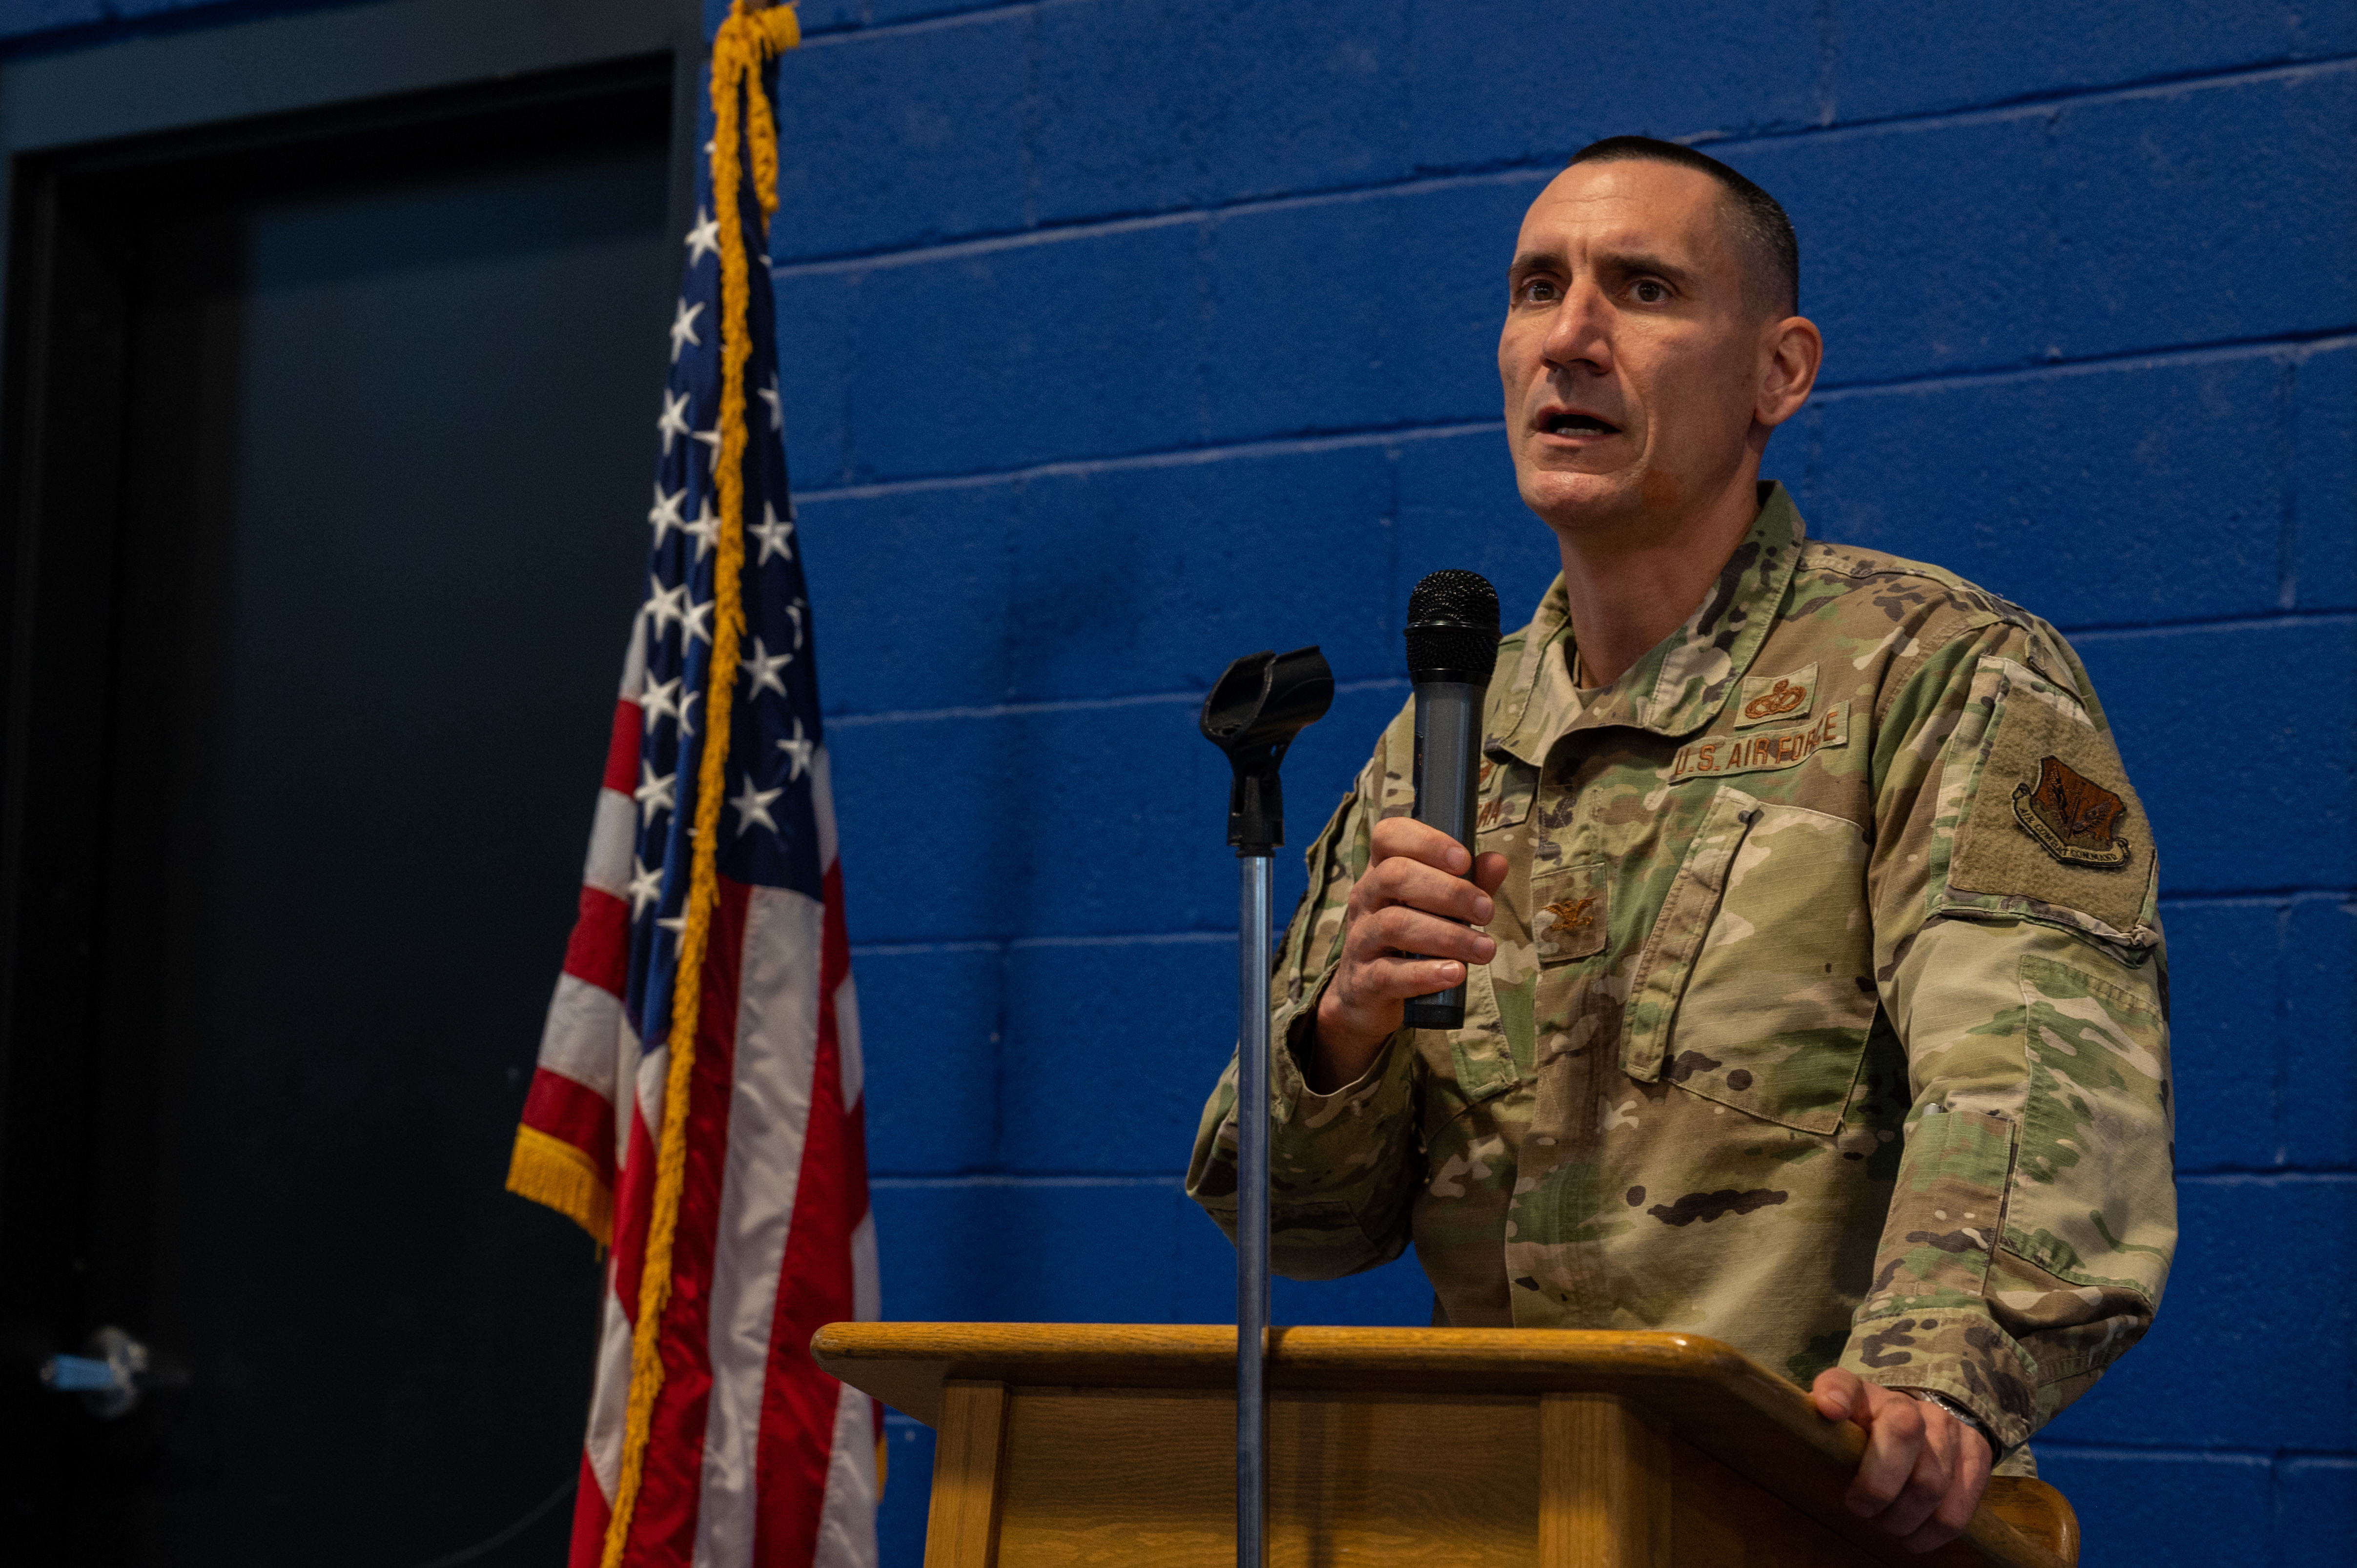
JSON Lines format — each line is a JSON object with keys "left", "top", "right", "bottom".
{"left": 1736, "top": 662, "right": 1818, "bottom": 728}
{"left": 1531, "top": 859, "right": 1608, "bottom": 964}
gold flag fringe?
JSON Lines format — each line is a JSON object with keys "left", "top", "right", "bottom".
{"left": 506, "top": 1124, "right": 615, "bottom": 1248}
{"left": 600, "top": 5, "right": 801, "bottom": 1564}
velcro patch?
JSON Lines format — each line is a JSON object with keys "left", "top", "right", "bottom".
{"left": 1950, "top": 675, "right": 2151, "bottom": 934}
{"left": 1736, "top": 662, "right": 1818, "bottom": 728}
{"left": 1667, "top": 703, "right": 1846, "bottom": 783}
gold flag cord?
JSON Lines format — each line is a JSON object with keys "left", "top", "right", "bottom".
{"left": 601, "top": 4, "right": 801, "bottom": 1563}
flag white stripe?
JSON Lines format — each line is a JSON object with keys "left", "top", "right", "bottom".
{"left": 812, "top": 1378, "right": 880, "bottom": 1568}
{"left": 848, "top": 1209, "right": 881, "bottom": 1337}
{"left": 536, "top": 973, "right": 626, "bottom": 1102}
{"left": 692, "top": 885, "right": 826, "bottom": 1568}
{"left": 833, "top": 971, "right": 863, "bottom": 1118}
{"left": 584, "top": 788, "right": 637, "bottom": 899}
{"left": 810, "top": 746, "right": 838, "bottom": 873}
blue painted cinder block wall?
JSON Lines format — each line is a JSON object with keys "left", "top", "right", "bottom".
{"left": 773, "top": 6, "right": 2357, "bottom": 1565}
{"left": 5, "top": 1, "right": 2349, "bottom": 1564}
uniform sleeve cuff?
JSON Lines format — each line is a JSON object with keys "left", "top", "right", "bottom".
{"left": 1271, "top": 970, "right": 1402, "bottom": 1125}
{"left": 1840, "top": 1306, "right": 2042, "bottom": 1455}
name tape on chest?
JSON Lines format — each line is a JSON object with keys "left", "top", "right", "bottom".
{"left": 1667, "top": 703, "right": 1847, "bottom": 783}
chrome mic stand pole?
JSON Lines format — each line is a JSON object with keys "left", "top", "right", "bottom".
{"left": 1235, "top": 847, "right": 1272, "bottom": 1568}
{"left": 1200, "top": 646, "right": 1332, "bottom": 1568}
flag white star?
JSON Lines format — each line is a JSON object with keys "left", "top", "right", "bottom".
{"left": 634, "top": 762, "right": 676, "bottom": 823}
{"left": 647, "top": 484, "right": 686, "bottom": 545}
{"left": 640, "top": 674, "right": 683, "bottom": 732}
{"left": 683, "top": 595, "right": 715, "bottom": 647}
{"left": 777, "top": 716, "right": 815, "bottom": 781}
{"left": 626, "top": 856, "right": 664, "bottom": 917}
{"left": 656, "top": 913, "right": 687, "bottom": 937}
{"left": 678, "top": 689, "right": 701, "bottom": 737}
{"left": 668, "top": 299, "right": 704, "bottom": 363}
{"left": 740, "top": 636, "right": 792, "bottom": 699}
{"left": 684, "top": 207, "right": 721, "bottom": 266}
{"left": 655, "top": 390, "right": 691, "bottom": 454}
{"left": 757, "top": 374, "right": 782, "bottom": 431}
{"left": 749, "top": 501, "right": 795, "bottom": 566}
{"left": 683, "top": 498, "right": 721, "bottom": 562}
{"left": 785, "top": 599, "right": 806, "bottom": 650}
{"left": 729, "top": 774, "right": 785, "bottom": 837}
{"left": 691, "top": 425, "right": 722, "bottom": 471}
{"left": 645, "top": 577, "right": 689, "bottom": 639}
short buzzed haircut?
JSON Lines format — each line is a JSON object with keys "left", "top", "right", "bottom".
{"left": 1567, "top": 136, "right": 1799, "bottom": 319}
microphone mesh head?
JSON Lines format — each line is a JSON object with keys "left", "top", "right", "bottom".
{"left": 1405, "top": 569, "right": 1500, "bottom": 682}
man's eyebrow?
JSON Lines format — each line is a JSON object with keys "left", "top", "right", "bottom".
{"left": 1595, "top": 249, "right": 1699, "bottom": 287}
{"left": 1506, "top": 247, "right": 1704, "bottom": 288}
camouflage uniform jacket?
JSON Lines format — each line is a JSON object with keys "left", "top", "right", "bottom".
{"left": 1187, "top": 484, "right": 2175, "bottom": 1460}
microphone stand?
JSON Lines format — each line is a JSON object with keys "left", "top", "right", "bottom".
{"left": 1199, "top": 646, "right": 1332, "bottom": 1568}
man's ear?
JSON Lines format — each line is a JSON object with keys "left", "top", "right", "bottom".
{"left": 1757, "top": 315, "right": 1823, "bottom": 428}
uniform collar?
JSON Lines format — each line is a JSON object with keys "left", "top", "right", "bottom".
{"left": 1488, "top": 482, "right": 1808, "bottom": 763}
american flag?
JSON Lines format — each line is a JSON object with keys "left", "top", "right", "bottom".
{"left": 507, "top": 14, "right": 880, "bottom": 1566}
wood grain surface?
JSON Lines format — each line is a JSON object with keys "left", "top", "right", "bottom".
{"left": 1539, "top": 1394, "right": 1672, "bottom": 1568}
{"left": 813, "top": 1323, "right": 2078, "bottom": 1568}
{"left": 922, "top": 1381, "right": 1009, "bottom": 1568}
{"left": 991, "top": 1386, "right": 1538, "bottom": 1567}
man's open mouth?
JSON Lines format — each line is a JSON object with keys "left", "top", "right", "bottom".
{"left": 1542, "top": 412, "right": 1619, "bottom": 436}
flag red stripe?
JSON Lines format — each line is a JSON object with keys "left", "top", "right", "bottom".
{"left": 603, "top": 700, "right": 644, "bottom": 794}
{"left": 562, "top": 886, "right": 632, "bottom": 998}
{"left": 753, "top": 867, "right": 867, "bottom": 1566}
{"left": 610, "top": 1097, "right": 658, "bottom": 1334}
{"left": 521, "top": 1067, "right": 617, "bottom": 1182}
{"left": 623, "top": 873, "right": 753, "bottom": 1566}
{"left": 569, "top": 1448, "right": 614, "bottom": 1568}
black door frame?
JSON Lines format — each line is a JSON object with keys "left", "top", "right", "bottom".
{"left": 0, "top": 0, "right": 699, "bottom": 1552}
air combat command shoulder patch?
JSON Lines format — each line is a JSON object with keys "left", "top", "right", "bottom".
{"left": 2014, "top": 754, "right": 2130, "bottom": 868}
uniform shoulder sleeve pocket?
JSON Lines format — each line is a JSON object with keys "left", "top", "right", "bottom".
{"left": 1931, "top": 657, "right": 2158, "bottom": 951}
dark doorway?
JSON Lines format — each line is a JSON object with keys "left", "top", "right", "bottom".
{"left": 0, "top": 57, "right": 677, "bottom": 1567}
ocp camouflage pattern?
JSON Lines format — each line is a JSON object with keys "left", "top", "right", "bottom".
{"left": 1186, "top": 485, "right": 2175, "bottom": 1463}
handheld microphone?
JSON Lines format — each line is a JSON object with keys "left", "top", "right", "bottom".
{"left": 1401, "top": 569, "right": 1500, "bottom": 1031}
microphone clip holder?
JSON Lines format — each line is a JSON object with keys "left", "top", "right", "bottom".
{"left": 1199, "top": 646, "right": 1334, "bottom": 856}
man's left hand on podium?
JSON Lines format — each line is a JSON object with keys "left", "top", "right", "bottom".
{"left": 1809, "top": 1369, "right": 1994, "bottom": 1553}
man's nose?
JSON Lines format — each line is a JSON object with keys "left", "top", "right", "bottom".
{"left": 1541, "top": 279, "right": 1613, "bottom": 375}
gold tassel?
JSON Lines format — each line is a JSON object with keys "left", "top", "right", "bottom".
{"left": 600, "top": 6, "right": 801, "bottom": 1563}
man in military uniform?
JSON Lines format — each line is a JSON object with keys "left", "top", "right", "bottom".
{"left": 1186, "top": 137, "right": 2174, "bottom": 1552}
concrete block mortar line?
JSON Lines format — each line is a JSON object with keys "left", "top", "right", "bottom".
{"left": 790, "top": 420, "right": 1505, "bottom": 503}
{"left": 763, "top": 52, "right": 2357, "bottom": 276}
{"left": 1804, "top": 329, "right": 2357, "bottom": 404}
{"left": 826, "top": 676, "right": 1406, "bottom": 726}
{"left": 779, "top": 333, "right": 2353, "bottom": 506}
{"left": 2159, "top": 890, "right": 2357, "bottom": 912}
{"left": 2176, "top": 1170, "right": 2357, "bottom": 1186}
{"left": 2062, "top": 608, "right": 2357, "bottom": 643}
{"left": 2136, "top": 885, "right": 2357, "bottom": 904}
{"left": 1812, "top": 0, "right": 1837, "bottom": 127}
{"left": 797, "top": 0, "right": 1045, "bottom": 48}
{"left": 2031, "top": 1442, "right": 2357, "bottom": 1463}
{"left": 2282, "top": 353, "right": 2304, "bottom": 611}
{"left": 770, "top": 164, "right": 1554, "bottom": 278}
{"left": 1704, "top": 51, "right": 2357, "bottom": 151}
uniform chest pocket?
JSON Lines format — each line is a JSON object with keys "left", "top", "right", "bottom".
{"left": 1620, "top": 785, "right": 1877, "bottom": 1133}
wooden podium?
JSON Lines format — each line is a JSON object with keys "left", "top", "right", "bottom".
{"left": 812, "top": 1323, "right": 2078, "bottom": 1568}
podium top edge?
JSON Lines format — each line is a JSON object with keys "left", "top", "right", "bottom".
{"left": 808, "top": 1322, "right": 2073, "bottom": 1568}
